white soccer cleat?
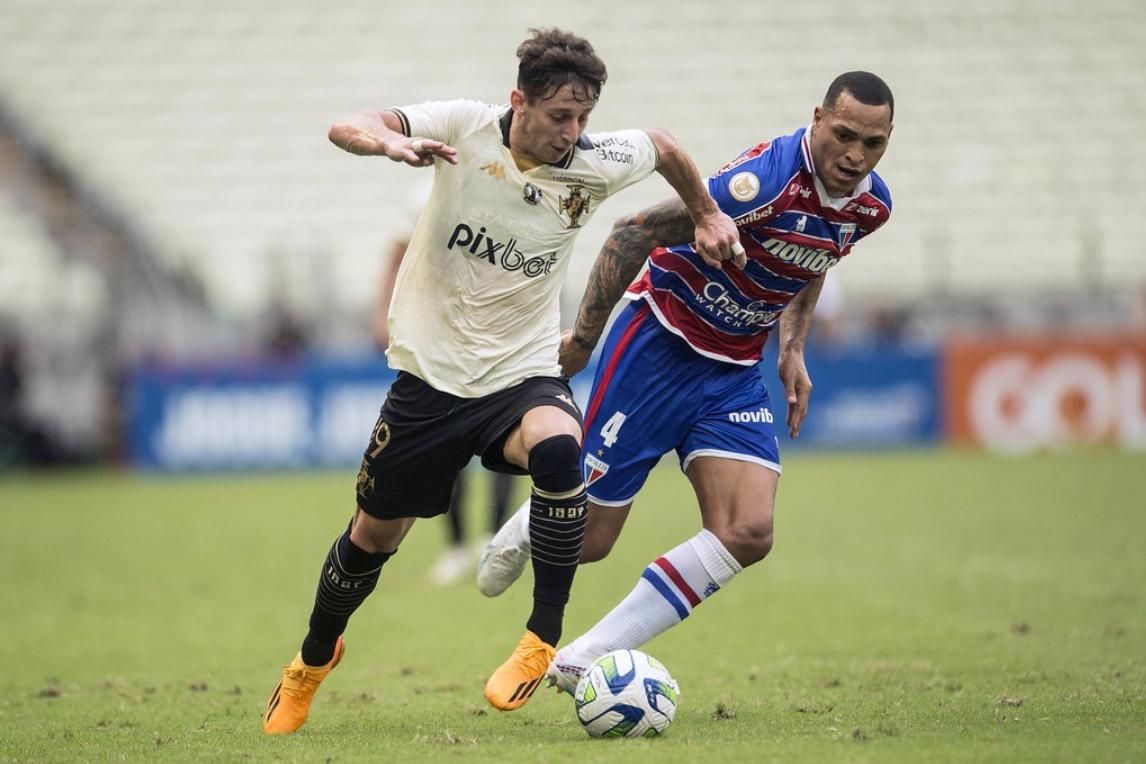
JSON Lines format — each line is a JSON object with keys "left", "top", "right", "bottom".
{"left": 545, "top": 647, "right": 593, "bottom": 695}
{"left": 476, "top": 501, "right": 531, "bottom": 597}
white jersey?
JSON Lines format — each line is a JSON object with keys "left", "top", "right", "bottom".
{"left": 385, "top": 99, "right": 659, "bottom": 397}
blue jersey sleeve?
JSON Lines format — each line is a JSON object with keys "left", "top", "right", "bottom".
{"left": 707, "top": 130, "right": 803, "bottom": 219}
{"left": 869, "top": 171, "right": 893, "bottom": 212}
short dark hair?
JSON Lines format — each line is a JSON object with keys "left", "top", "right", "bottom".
{"left": 824, "top": 71, "right": 894, "bottom": 121}
{"left": 516, "top": 28, "right": 607, "bottom": 105}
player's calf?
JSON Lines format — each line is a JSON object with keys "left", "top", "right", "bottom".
{"left": 485, "top": 434, "right": 587, "bottom": 712}
{"left": 523, "top": 433, "right": 587, "bottom": 647}
{"left": 578, "top": 500, "right": 630, "bottom": 563}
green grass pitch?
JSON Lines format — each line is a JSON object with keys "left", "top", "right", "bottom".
{"left": 1, "top": 450, "right": 1143, "bottom": 762}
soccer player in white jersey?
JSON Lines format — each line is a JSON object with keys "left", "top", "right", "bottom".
{"left": 262, "top": 28, "right": 742, "bottom": 734}
{"left": 477, "top": 72, "right": 895, "bottom": 701}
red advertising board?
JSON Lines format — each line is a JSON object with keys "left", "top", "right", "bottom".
{"left": 944, "top": 335, "right": 1146, "bottom": 452}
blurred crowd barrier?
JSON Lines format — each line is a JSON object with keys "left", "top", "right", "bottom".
{"left": 122, "top": 332, "right": 1146, "bottom": 472}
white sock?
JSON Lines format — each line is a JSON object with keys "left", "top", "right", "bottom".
{"left": 564, "top": 529, "right": 742, "bottom": 662}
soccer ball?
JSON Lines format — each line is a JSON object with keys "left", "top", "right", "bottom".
{"left": 573, "top": 649, "right": 680, "bottom": 738}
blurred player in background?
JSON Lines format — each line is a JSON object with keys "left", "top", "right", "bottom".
{"left": 262, "top": 27, "right": 741, "bottom": 734}
{"left": 373, "top": 178, "right": 517, "bottom": 586}
{"left": 477, "top": 71, "right": 895, "bottom": 699}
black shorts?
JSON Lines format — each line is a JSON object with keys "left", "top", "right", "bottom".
{"left": 355, "top": 371, "right": 582, "bottom": 519}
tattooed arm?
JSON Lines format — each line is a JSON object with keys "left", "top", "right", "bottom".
{"left": 558, "top": 198, "right": 697, "bottom": 376}
{"left": 776, "top": 275, "right": 825, "bottom": 438}
{"left": 645, "top": 128, "right": 743, "bottom": 270}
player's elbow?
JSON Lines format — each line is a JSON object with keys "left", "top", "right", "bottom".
{"left": 645, "top": 127, "right": 680, "bottom": 160}
{"left": 328, "top": 121, "right": 353, "bottom": 149}
{"left": 610, "top": 211, "right": 642, "bottom": 236}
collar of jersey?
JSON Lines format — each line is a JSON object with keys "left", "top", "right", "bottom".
{"left": 499, "top": 108, "right": 593, "bottom": 170}
{"left": 800, "top": 124, "right": 872, "bottom": 210}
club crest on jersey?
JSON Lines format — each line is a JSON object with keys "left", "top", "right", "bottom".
{"left": 729, "top": 171, "right": 760, "bottom": 202}
{"left": 837, "top": 222, "right": 858, "bottom": 249}
{"left": 523, "top": 182, "right": 542, "bottom": 205}
{"left": 584, "top": 454, "right": 610, "bottom": 486}
{"left": 560, "top": 184, "right": 591, "bottom": 228}
{"left": 356, "top": 461, "right": 375, "bottom": 496}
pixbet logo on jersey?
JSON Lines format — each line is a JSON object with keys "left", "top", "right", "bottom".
{"left": 447, "top": 223, "right": 557, "bottom": 277}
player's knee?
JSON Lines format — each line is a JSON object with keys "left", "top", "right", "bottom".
{"left": 528, "top": 434, "right": 584, "bottom": 493}
{"left": 350, "top": 510, "right": 409, "bottom": 554}
{"left": 717, "top": 518, "right": 774, "bottom": 567}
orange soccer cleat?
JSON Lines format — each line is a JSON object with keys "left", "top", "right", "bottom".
{"left": 263, "top": 637, "right": 345, "bottom": 735}
{"left": 483, "top": 630, "right": 556, "bottom": 711}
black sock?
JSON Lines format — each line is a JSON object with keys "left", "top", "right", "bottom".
{"left": 524, "top": 435, "right": 587, "bottom": 646}
{"left": 491, "top": 472, "right": 513, "bottom": 532}
{"left": 446, "top": 471, "right": 466, "bottom": 547}
{"left": 300, "top": 528, "right": 391, "bottom": 666}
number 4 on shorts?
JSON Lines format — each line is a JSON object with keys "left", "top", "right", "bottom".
{"left": 600, "top": 411, "right": 627, "bottom": 448}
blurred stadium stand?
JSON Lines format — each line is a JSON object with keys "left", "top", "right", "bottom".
{"left": 1, "top": 0, "right": 1144, "bottom": 462}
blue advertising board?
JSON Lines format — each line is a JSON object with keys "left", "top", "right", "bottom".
{"left": 125, "top": 344, "right": 939, "bottom": 471}
{"left": 758, "top": 343, "right": 940, "bottom": 449}
{"left": 126, "top": 356, "right": 397, "bottom": 471}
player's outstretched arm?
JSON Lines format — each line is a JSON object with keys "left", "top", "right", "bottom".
{"left": 777, "top": 275, "right": 826, "bottom": 438}
{"left": 559, "top": 198, "right": 694, "bottom": 375}
{"left": 646, "top": 128, "right": 744, "bottom": 270}
{"left": 328, "top": 111, "right": 458, "bottom": 166}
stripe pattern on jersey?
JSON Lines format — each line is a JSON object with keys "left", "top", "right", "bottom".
{"left": 627, "top": 125, "right": 891, "bottom": 365}
{"left": 583, "top": 304, "right": 651, "bottom": 431}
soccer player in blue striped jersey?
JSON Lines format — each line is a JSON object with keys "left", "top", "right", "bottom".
{"left": 477, "top": 71, "right": 894, "bottom": 697}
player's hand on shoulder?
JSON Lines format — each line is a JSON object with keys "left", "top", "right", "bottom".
{"left": 390, "top": 137, "right": 458, "bottom": 167}
{"left": 558, "top": 330, "right": 592, "bottom": 377}
{"left": 694, "top": 210, "right": 745, "bottom": 270}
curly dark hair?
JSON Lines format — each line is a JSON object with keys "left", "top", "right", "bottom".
{"left": 516, "top": 28, "right": 607, "bottom": 105}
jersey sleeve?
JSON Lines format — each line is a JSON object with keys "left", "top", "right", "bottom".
{"left": 588, "top": 128, "right": 660, "bottom": 195}
{"left": 869, "top": 172, "right": 893, "bottom": 214}
{"left": 389, "top": 99, "right": 494, "bottom": 146}
{"left": 707, "top": 140, "right": 790, "bottom": 220}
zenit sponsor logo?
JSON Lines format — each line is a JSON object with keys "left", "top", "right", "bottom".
{"left": 846, "top": 202, "right": 880, "bottom": 217}
{"left": 760, "top": 238, "right": 840, "bottom": 273}
{"left": 447, "top": 223, "right": 557, "bottom": 277}
{"left": 697, "top": 282, "right": 780, "bottom": 328}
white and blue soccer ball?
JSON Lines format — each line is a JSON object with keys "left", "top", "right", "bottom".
{"left": 573, "top": 649, "right": 680, "bottom": 738}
